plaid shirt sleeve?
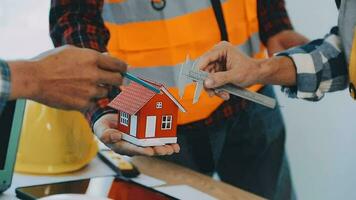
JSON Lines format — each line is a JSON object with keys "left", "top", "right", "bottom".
{"left": 0, "top": 60, "right": 11, "bottom": 115}
{"left": 277, "top": 27, "right": 348, "bottom": 101}
{"left": 50, "top": 0, "right": 109, "bottom": 52}
{"left": 258, "top": 0, "right": 294, "bottom": 45}
{"left": 50, "top": 0, "right": 118, "bottom": 128}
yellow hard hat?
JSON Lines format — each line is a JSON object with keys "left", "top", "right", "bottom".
{"left": 15, "top": 100, "right": 98, "bottom": 174}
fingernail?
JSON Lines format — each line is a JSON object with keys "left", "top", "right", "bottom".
{"left": 110, "top": 133, "right": 121, "bottom": 142}
{"left": 205, "top": 78, "right": 214, "bottom": 87}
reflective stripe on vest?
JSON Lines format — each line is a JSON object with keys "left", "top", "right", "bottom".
{"left": 127, "top": 34, "right": 261, "bottom": 87}
{"left": 103, "top": 0, "right": 265, "bottom": 124}
{"left": 103, "top": 0, "right": 228, "bottom": 25}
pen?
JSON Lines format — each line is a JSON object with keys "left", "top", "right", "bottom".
{"left": 123, "top": 72, "right": 160, "bottom": 93}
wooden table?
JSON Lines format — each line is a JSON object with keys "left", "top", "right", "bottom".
{"left": 3, "top": 156, "right": 264, "bottom": 200}
{"left": 131, "top": 156, "right": 265, "bottom": 200}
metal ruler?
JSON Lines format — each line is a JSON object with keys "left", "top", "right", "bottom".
{"left": 186, "top": 70, "right": 276, "bottom": 109}
{"left": 178, "top": 56, "right": 277, "bottom": 109}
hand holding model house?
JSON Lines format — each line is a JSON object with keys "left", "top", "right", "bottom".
{"left": 94, "top": 78, "right": 186, "bottom": 156}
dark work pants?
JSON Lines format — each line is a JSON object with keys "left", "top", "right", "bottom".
{"left": 161, "top": 85, "right": 295, "bottom": 200}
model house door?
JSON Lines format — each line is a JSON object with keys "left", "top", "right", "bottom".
{"left": 130, "top": 115, "right": 137, "bottom": 137}
{"left": 145, "top": 116, "right": 156, "bottom": 138}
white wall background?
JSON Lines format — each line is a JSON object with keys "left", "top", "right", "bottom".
{"left": 281, "top": 1, "right": 356, "bottom": 200}
{"left": 0, "top": 1, "right": 355, "bottom": 199}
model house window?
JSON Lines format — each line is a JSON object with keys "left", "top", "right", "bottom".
{"left": 161, "top": 115, "right": 172, "bottom": 130}
{"left": 120, "top": 111, "right": 129, "bottom": 126}
{"left": 156, "top": 102, "right": 163, "bottom": 109}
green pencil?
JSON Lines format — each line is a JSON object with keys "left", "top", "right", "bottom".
{"left": 123, "top": 72, "right": 160, "bottom": 93}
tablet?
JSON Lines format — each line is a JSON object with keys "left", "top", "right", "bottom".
{"left": 0, "top": 100, "right": 26, "bottom": 193}
{"left": 16, "top": 176, "right": 177, "bottom": 200}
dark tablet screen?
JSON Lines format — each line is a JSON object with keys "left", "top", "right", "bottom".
{"left": 0, "top": 101, "right": 16, "bottom": 170}
{"left": 16, "top": 177, "right": 177, "bottom": 200}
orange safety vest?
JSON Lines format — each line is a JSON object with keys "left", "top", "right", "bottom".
{"left": 103, "top": 0, "right": 265, "bottom": 125}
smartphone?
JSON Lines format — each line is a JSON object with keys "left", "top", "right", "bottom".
{"left": 15, "top": 176, "right": 177, "bottom": 200}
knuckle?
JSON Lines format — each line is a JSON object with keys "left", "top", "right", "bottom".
{"left": 100, "top": 133, "right": 110, "bottom": 143}
{"left": 121, "top": 62, "right": 128, "bottom": 72}
{"left": 85, "top": 53, "right": 99, "bottom": 65}
{"left": 91, "top": 70, "right": 101, "bottom": 80}
{"left": 63, "top": 44, "right": 74, "bottom": 50}
{"left": 219, "top": 41, "right": 230, "bottom": 47}
{"left": 113, "top": 76, "right": 122, "bottom": 85}
{"left": 90, "top": 55, "right": 99, "bottom": 65}
{"left": 222, "top": 72, "right": 230, "bottom": 80}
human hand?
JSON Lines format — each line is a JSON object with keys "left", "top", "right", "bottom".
{"left": 197, "top": 41, "right": 264, "bottom": 100}
{"left": 266, "top": 30, "right": 309, "bottom": 56}
{"left": 93, "top": 114, "right": 180, "bottom": 156}
{"left": 9, "top": 45, "right": 127, "bottom": 112}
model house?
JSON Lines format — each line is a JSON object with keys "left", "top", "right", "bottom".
{"left": 108, "top": 79, "right": 186, "bottom": 147}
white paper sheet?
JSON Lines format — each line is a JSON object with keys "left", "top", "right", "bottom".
{"left": 131, "top": 174, "right": 166, "bottom": 187}
{"left": 155, "top": 185, "right": 217, "bottom": 200}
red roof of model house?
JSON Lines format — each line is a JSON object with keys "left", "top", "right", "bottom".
{"left": 108, "top": 79, "right": 186, "bottom": 114}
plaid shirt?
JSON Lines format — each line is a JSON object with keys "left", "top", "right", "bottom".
{"left": 0, "top": 59, "right": 11, "bottom": 115}
{"left": 50, "top": 0, "right": 293, "bottom": 128}
{"left": 278, "top": 27, "right": 349, "bottom": 101}
{"left": 257, "top": 0, "right": 293, "bottom": 45}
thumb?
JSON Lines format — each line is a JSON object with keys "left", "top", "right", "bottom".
{"left": 93, "top": 114, "right": 121, "bottom": 144}
{"left": 204, "top": 71, "right": 231, "bottom": 89}
{"left": 100, "top": 128, "right": 122, "bottom": 144}
{"left": 98, "top": 53, "right": 127, "bottom": 73}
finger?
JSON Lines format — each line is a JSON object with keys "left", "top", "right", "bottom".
{"left": 110, "top": 142, "right": 155, "bottom": 156}
{"left": 215, "top": 91, "right": 230, "bottom": 100}
{"left": 201, "top": 63, "right": 216, "bottom": 73}
{"left": 196, "top": 47, "right": 224, "bottom": 71}
{"left": 153, "top": 146, "right": 170, "bottom": 156}
{"left": 162, "top": 145, "right": 174, "bottom": 155}
{"left": 170, "top": 144, "right": 180, "bottom": 153}
{"left": 206, "top": 89, "right": 215, "bottom": 97}
{"left": 213, "top": 62, "right": 224, "bottom": 72}
{"left": 93, "top": 114, "right": 118, "bottom": 137}
{"left": 100, "top": 129, "right": 122, "bottom": 144}
{"left": 93, "top": 86, "right": 109, "bottom": 99}
{"left": 204, "top": 72, "right": 231, "bottom": 89}
{"left": 97, "top": 70, "right": 124, "bottom": 86}
{"left": 98, "top": 53, "right": 127, "bottom": 73}
{"left": 196, "top": 42, "right": 231, "bottom": 71}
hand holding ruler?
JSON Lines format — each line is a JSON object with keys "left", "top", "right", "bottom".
{"left": 177, "top": 56, "right": 277, "bottom": 109}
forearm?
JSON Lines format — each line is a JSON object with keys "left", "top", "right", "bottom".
{"left": 277, "top": 27, "right": 348, "bottom": 101}
{"left": 7, "top": 61, "right": 38, "bottom": 100}
{"left": 257, "top": 56, "right": 296, "bottom": 86}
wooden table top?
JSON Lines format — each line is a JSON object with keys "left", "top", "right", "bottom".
{"left": 131, "top": 156, "right": 265, "bottom": 200}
